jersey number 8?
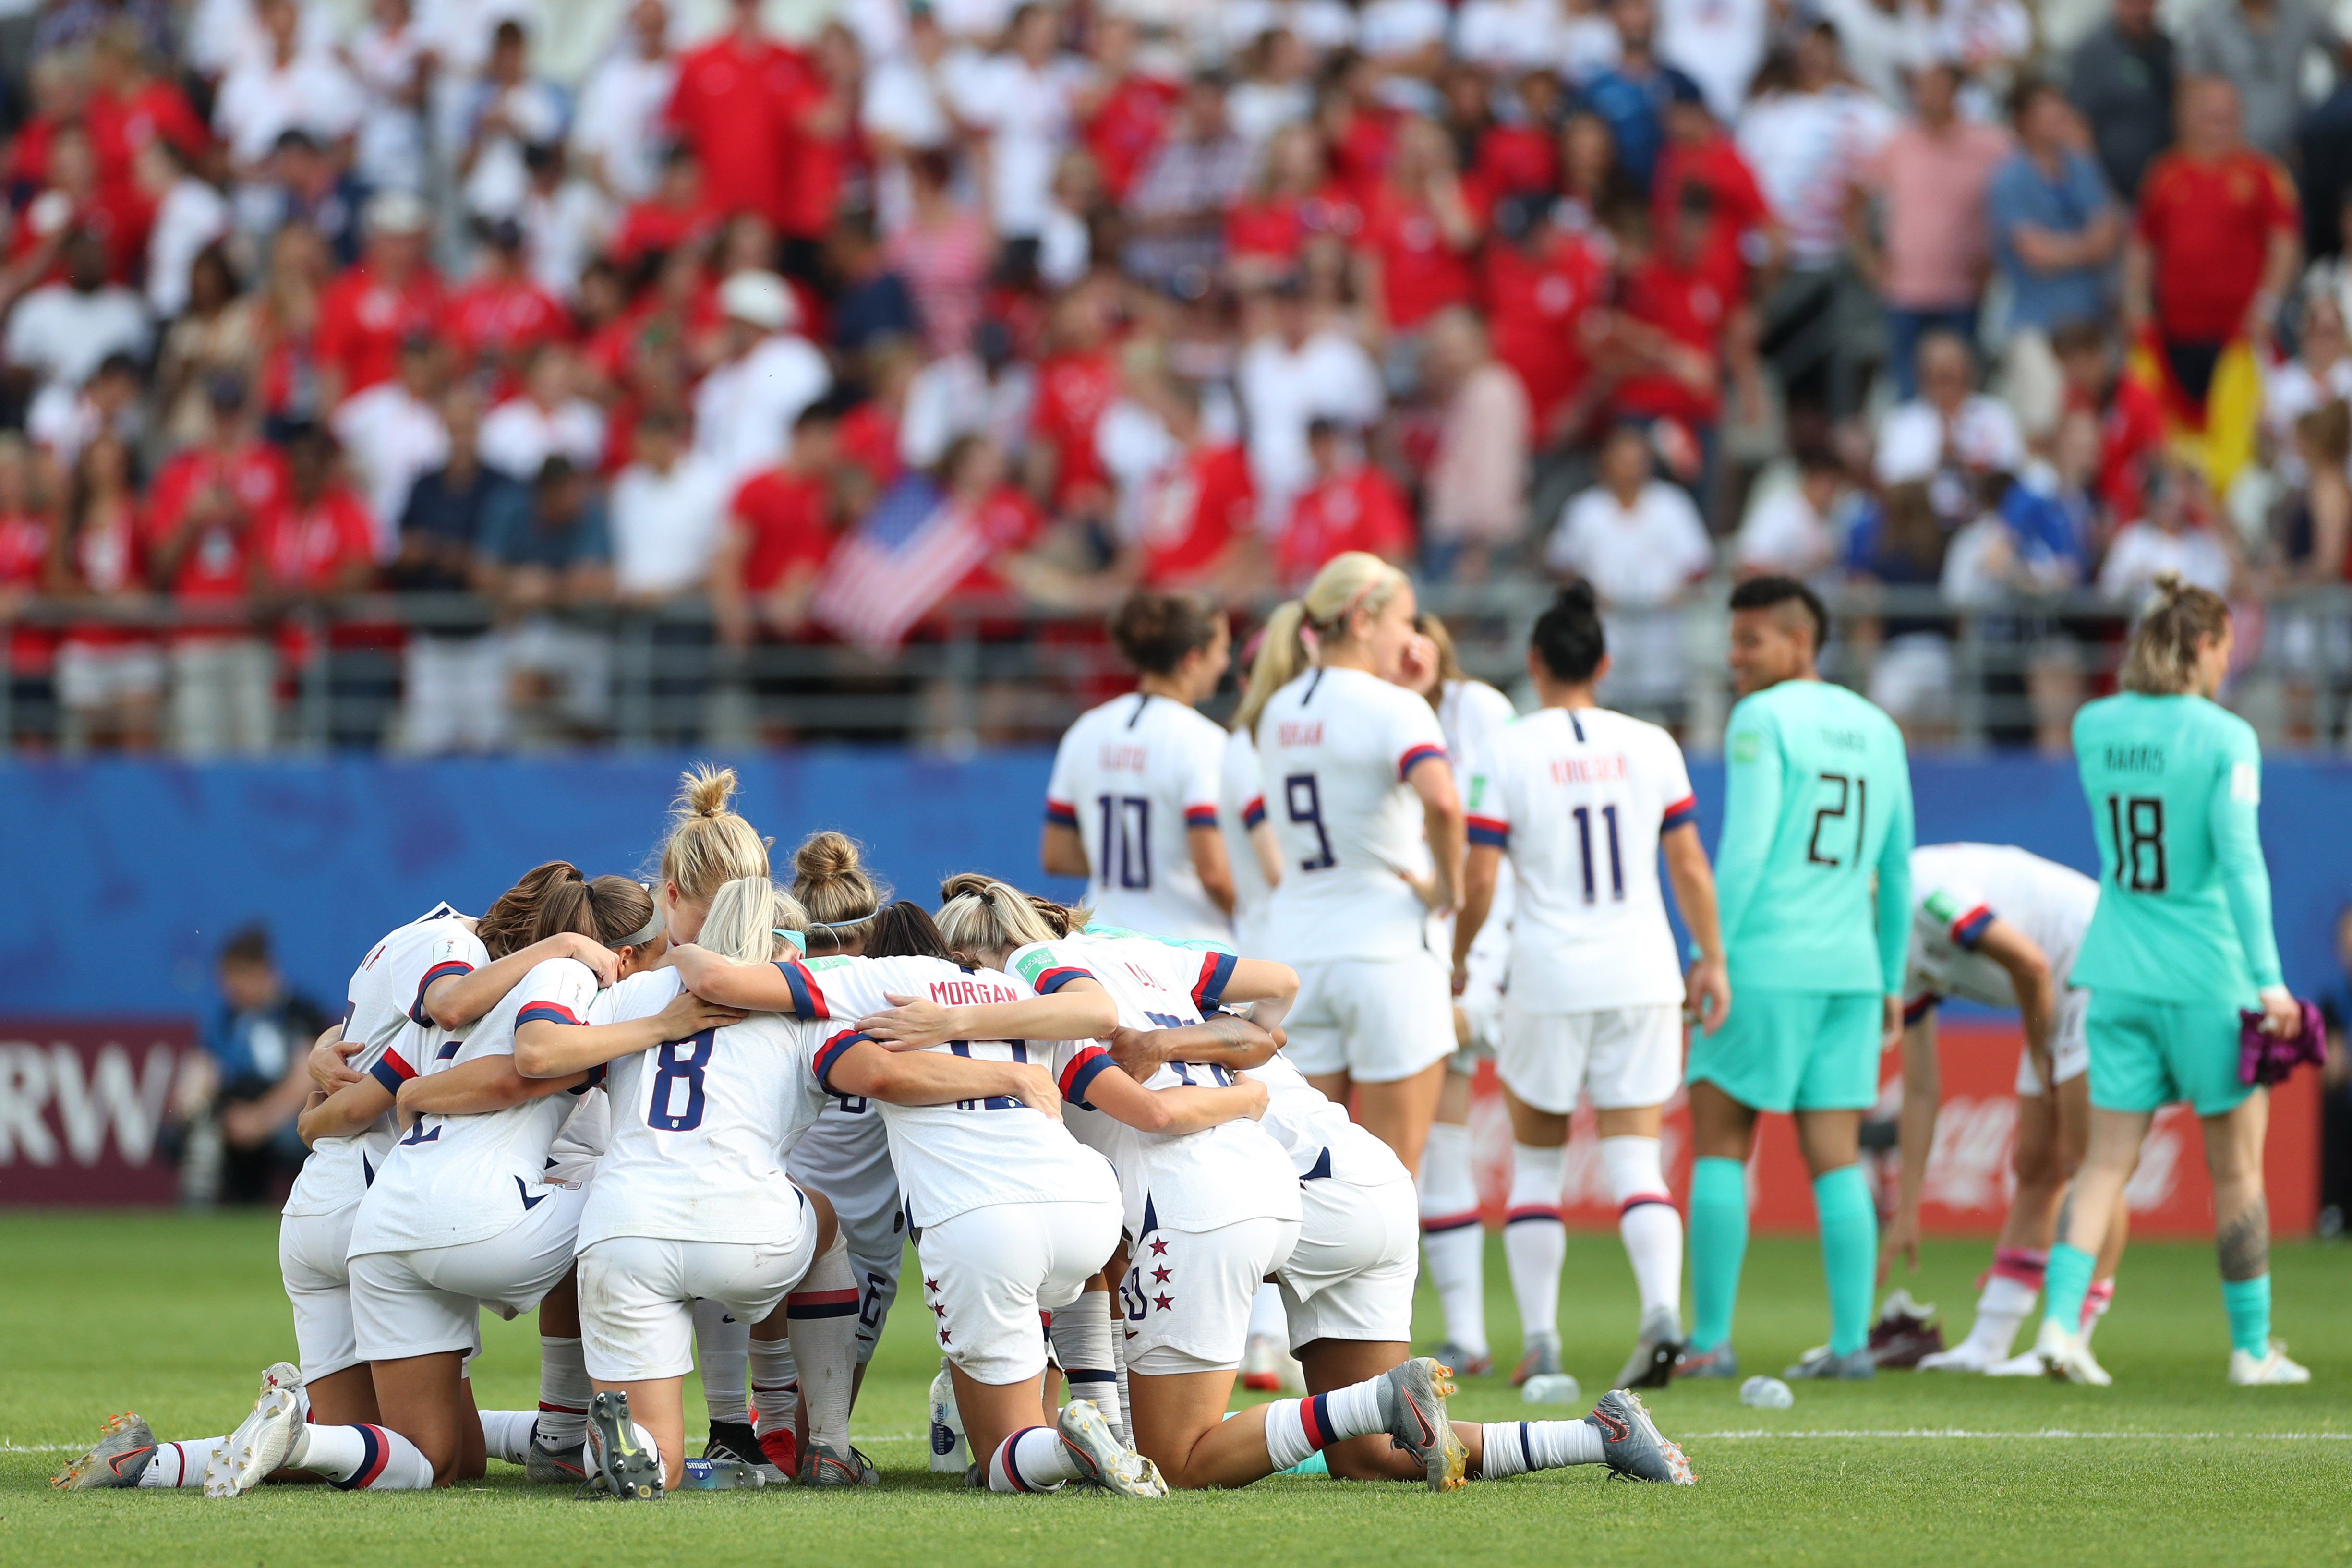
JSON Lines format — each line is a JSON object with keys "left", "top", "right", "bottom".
{"left": 648, "top": 1029, "right": 714, "bottom": 1132}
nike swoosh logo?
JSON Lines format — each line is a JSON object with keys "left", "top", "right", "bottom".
{"left": 516, "top": 1176, "right": 548, "bottom": 1211}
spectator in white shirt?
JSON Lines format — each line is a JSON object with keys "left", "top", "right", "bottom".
{"left": 2098, "top": 465, "right": 2237, "bottom": 601}
{"left": 1237, "top": 281, "right": 1385, "bottom": 526}
{"left": 348, "top": 0, "right": 431, "bottom": 195}
{"left": 1736, "top": 446, "right": 1849, "bottom": 584}
{"left": 4, "top": 233, "right": 152, "bottom": 400}
{"left": 694, "top": 270, "right": 833, "bottom": 487}
{"left": 460, "top": 19, "right": 567, "bottom": 223}
{"left": 610, "top": 406, "right": 729, "bottom": 604}
{"left": 900, "top": 319, "right": 1037, "bottom": 470}
{"left": 1454, "top": 0, "right": 1565, "bottom": 75}
{"left": 479, "top": 341, "right": 605, "bottom": 481}
{"left": 1544, "top": 422, "right": 1716, "bottom": 716}
{"left": 136, "top": 138, "right": 230, "bottom": 319}
{"left": 332, "top": 333, "right": 451, "bottom": 558}
{"left": 572, "top": 0, "right": 676, "bottom": 203}
{"left": 1657, "top": 0, "right": 1766, "bottom": 122}
{"left": 1874, "top": 331, "right": 2025, "bottom": 519}
{"left": 212, "top": 0, "right": 363, "bottom": 169}
{"left": 952, "top": 3, "right": 1087, "bottom": 241}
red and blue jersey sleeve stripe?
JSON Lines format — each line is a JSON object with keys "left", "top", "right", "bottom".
{"left": 1031, "top": 965, "right": 1095, "bottom": 995}
{"left": 1398, "top": 742, "right": 1447, "bottom": 780}
{"left": 407, "top": 959, "right": 474, "bottom": 1025}
{"left": 367, "top": 1047, "right": 419, "bottom": 1095}
{"left": 1192, "top": 950, "right": 1237, "bottom": 1012}
{"left": 1466, "top": 814, "right": 1509, "bottom": 847}
{"left": 1059, "top": 1044, "right": 1114, "bottom": 1109}
{"left": 1241, "top": 795, "right": 1266, "bottom": 829}
{"left": 814, "top": 1029, "right": 870, "bottom": 1091}
{"left": 772, "top": 959, "right": 830, "bottom": 1019}
{"left": 568, "top": 1062, "right": 606, "bottom": 1093}
{"left": 1949, "top": 905, "right": 1994, "bottom": 947}
{"left": 1183, "top": 804, "right": 1219, "bottom": 828}
{"left": 1044, "top": 798, "right": 1078, "bottom": 826}
{"left": 1660, "top": 794, "right": 1700, "bottom": 832}
{"left": 516, "top": 1001, "right": 586, "bottom": 1029}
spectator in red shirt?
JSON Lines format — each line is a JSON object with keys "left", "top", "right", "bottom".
{"left": 0, "top": 436, "right": 52, "bottom": 701}
{"left": 10, "top": 123, "right": 152, "bottom": 285}
{"left": 2054, "top": 317, "right": 2166, "bottom": 524}
{"left": 1467, "top": 70, "right": 1562, "bottom": 202}
{"left": 1610, "top": 187, "right": 1747, "bottom": 491}
{"left": 609, "top": 145, "right": 719, "bottom": 275}
{"left": 48, "top": 429, "right": 163, "bottom": 751}
{"left": 1276, "top": 419, "right": 1414, "bottom": 588}
{"left": 713, "top": 400, "right": 841, "bottom": 648}
{"left": 1079, "top": 15, "right": 1181, "bottom": 203}
{"left": 1361, "top": 115, "right": 1482, "bottom": 347}
{"left": 1651, "top": 80, "right": 1776, "bottom": 282}
{"left": 85, "top": 23, "right": 207, "bottom": 185}
{"left": 447, "top": 219, "right": 571, "bottom": 388}
{"left": 1028, "top": 282, "right": 1122, "bottom": 520}
{"left": 1482, "top": 193, "right": 1613, "bottom": 446}
{"left": 1122, "top": 377, "right": 1258, "bottom": 593}
{"left": 777, "top": 23, "right": 862, "bottom": 273}
{"left": 315, "top": 188, "right": 442, "bottom": 408}
{"left": 1225, "top": 122, "right": 1355, "bottom": 293}
{"left": 664, "top": 0, "right": 814, "bottom": 235}
{"left": 256, "top": 423, "right": 375, "bottom": 597}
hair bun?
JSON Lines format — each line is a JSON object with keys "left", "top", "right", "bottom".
{"left": 1553, "top": 580, "right": 1598, "bottom": 614}
{"left": 794, "top": 830, "right": 863, "bottom": 883}
{"left": 2149, "top": 569, "right": 2186, "bottom": 600}
{"left": 677, "top": 763, "right": 739, "bottom": 820}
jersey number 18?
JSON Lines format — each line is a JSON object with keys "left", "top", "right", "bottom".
{"left": 2103, "top": 794, "right": 2167, "bottom": 893}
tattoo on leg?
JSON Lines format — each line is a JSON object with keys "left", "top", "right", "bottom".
{"left": 2053, "top": 1188, "right": 2076, "bottom": 1248}
{"left": 2216, "top": 1198, "right": 2270, "bottom": 1283}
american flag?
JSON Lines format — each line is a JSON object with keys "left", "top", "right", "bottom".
{"left": 813, "top": 475, "right": 993, "bottom": 653}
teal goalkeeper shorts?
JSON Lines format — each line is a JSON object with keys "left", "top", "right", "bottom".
{"left": 1685, "top": 988, "right": 1883, "bottom": 1114}
{"left": 2084, "top": 989, "right": 2254, "bottom": 1117}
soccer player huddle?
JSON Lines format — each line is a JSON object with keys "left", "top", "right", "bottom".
{"left": 53, "top": 553, "right": 2307, "bottom": 1505}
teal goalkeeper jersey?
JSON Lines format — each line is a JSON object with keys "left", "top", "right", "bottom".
{"left": 1716, "top": 678, "right": 1915, "bottom": 994}
{"left": 2070, "top": 692, "right": 2283, "bottom": 1002}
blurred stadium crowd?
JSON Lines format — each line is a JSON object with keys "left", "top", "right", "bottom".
{"left": 1, "top": 0, "right": 2352, "bottom": 754}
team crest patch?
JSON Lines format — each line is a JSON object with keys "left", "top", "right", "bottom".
{"left": 1922, "top": 890, "right": 1957, "bottom": 923}
{"left": 1468, "top": 776, "right": 1487, "bottom": 809}
{"left": 807, "top": 954, "right": 856, "bottom": 971}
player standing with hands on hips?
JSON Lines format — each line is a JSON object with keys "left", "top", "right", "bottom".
{"left": 1679, "top": 577, "right": 1915, "bottom": 1382}
{"left": 2035, "top": 575, "right": 2310, "bottom": 1387}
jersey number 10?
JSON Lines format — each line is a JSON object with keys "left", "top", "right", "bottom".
{"left": 1095, "top": 795, "right": 1152, "bottom": 890}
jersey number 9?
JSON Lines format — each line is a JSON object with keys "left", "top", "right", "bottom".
{"left": 1284, "top": 773, "right": 1336, "bottom": 871}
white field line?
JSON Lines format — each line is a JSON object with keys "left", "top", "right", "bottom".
{"left": 3, "top": 1432, "right": 934, "bottom": 1454}
{"left": 1686, "top": 1428, "right": 2352, "bottom": 1441}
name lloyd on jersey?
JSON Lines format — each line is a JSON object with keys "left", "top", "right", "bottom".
{"left": 929, "top": 977, "right": 1019, "bottom": 1006}
{"left": 1097, "top": 744, "right": 1150, "bottom": 774}
{"left": 1277, "top": 722, "right": 1323, "bottom": 748}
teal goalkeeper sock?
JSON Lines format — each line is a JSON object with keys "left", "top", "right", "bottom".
{"left": 2041, "top": 1242, "right": 2095, "bottom": 1336}
{"left": 1688, "top": 1157, "right": 1748, "bottom": 1352}
{"left": 2220, "top": 1275, "right": 2272, "bottom": 1357}
{"left": 1811, "top": 1166, "right": 1877, "bottom": 1357}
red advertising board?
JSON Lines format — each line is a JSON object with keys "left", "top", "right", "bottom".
{"left": 1464, "top": 1020, "right": 2321, "bottom": 1237}
{"left": 0, "top": 1019, "right": 201, "bottom": 1204}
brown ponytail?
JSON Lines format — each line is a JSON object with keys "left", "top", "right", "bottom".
{"left": 475, "top": 861, "right": 598, "bottom": 958}
{"left": 582, "top": 875, "right": 660, "bottom": 952}
{"left": 2118, "top": 571, "right": 2231, "bottom": 696}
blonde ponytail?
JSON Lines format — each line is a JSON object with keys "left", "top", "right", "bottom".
{"left": 1233, "top": 600, "right": 1308, "bottom": 739}
{"left": 653, "top": 764, "right": 772, "bottom": 903}
{"left": 700, "top": 875, "right": 810, "bottom": 964}
{"left": 2118, "top": 571, "right": 2231, "bottom": 696}
{"left": 934, "top": 875, "right": 1077, "bottom": 961}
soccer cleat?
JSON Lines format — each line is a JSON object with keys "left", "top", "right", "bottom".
{"left": 205, "top": 1363, "right": 309, "bottom": 1497}
{"left": 52, "top": 1411, "right": 156, "bottom": 1490}
{"left": 848, "top": 1446, "right": 882, "bottom": 1486}
{"left": 524, "top": 1438, "right": 587, "bottom": 1484}
{"left": 2228, "top": 1341, "right": 2312, "bottom": 1385}
{"left": 757, "top": 1424, "right": 798, "bottom": 1478}
{"left": 1432, "top": 1339, "right": 1494, "bottom": 1378}
{"left": 704, "top": 1419, "right": 780, "bottom": 1484}
{"left": 1056, "top": 1399, "right": 1167, "bottom": 1497}
{"left": 1917, "top": 1341, "right": 1996, "bottom": 1374}
{"left": 1983, "top": 1350, "right": 2047, "bottom": 1377}
{"left": 799, "top": 1440, "right": 867, "bottom": 1487}
{"left": 1674, "top": 1343, "right": 1739, "bottom": 1380}
{"left": 1381, "top": 1356, "right": 1469, "bottom": 1493}
{"left": 1783, "top": 1346, "right": 1875, "bottom": 1381}
{"left": 1868, "top": 1290, "right": 1944, "bottom": 1369}
{"left": 583, "top": 1390, "right": 664, "bottom": 1500}
{"left": 1614, "top": 1307, "right": 1684, "bottom": 1390}
{"left": 1242, "top": 1333, "right": 1285, "bottom": 1392}
{"left": 2033, "top": 1318, "right": 2111, "bottom": 1387}
{"left": 679, "top": 1456, "right": 765, "bottom": 1489}
{"left": 1510, "top": 1332, "right": 1563, "bottom": 1388}
{"left": 1588, "top": 1389, "right": 1695, "bottom": 1485}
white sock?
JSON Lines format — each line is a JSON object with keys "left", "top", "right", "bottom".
{"left": 1419, "top": 1121, "right": 1489, "bottom": 1357}
{"left": 988, "top": 1425, "right": 1081, "bottom": 1492}
{"left": 289, "top": 1423, "right": 436, "bottom": 1490}
{"left": 138, "top": 1438, "right": 223, "bottom": 1487}
{"left": 1504, "top": 1143, "right": 1568, "bottom": 1340}
{"left": 1965, "top": 1273, "right": 2039, "bottom": 1358}
{"left": 1599, "top": 1135, "right": 1683, "bottom": 1321}
{"left": 1260, "top": 1375, "right": 1394, "bottom": 1470}
{"left": 785, "top": 1231, "right": 860, "bottom": 1454}
{"left": 1048, "top": 1290, "right": 1119, "bottom": 1436}
{"left": 693, "top": 1299, "right": 750, "bottom": 1425}
{"left": 537, "top": 1336, "right": 591, "bottom": 1451}
{"left": 1111, "top": 1315, "right": 1132, "bottom": 1443}
{"left": 1479, "top": 1419, "right": 1604, "bottom": 1476}
{"left": 480, "top": 1409, "right": 535, "bottom": 1465}
{"left": 748, "top": 1336, "right": 800, "bottom": 1443}
{"left": 1246, "top": 1281, "right": 1288, "bottom": 1339}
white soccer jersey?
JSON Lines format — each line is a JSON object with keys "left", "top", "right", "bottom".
{"left": 1219, "top": 726, "right": 1275, "bottom": 956}
{"left": 1256, "top": 666, "right": 1450, "bottom": 965}
{"left": 347, "top": 956, "right": 603, "bottom": 1256}
{"left": 1469, "top": 705, "right": 1697, "bottom": 1012}
{"left": 1436, "top": 677, "right": 1518, "bottom": 974}
{"left": 1046, "top": 691, "right": 1233, "bottom": 942}
{"left": 1905, "top": 843, "right": 2099, "bottom": 1013}
{"left": 788, "top": 953, "right": 1118, "bottom": 1229}
{"left": 1243, "top": 1048, "right": 1404, "bottom": 1187}
{"left": 284, "top": 903, "right": 486, "bottom": 1219}
{"left": 577, "top": 968, "right": 831, "bottom": 1252}
{"left": 1008, "top": 934, "right": 1301, "bottom": 1236}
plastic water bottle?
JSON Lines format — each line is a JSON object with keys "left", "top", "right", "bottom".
{"left": 1739, "top": 1375, "right": 1795, "bottom": 1410}
{"left": 1520, "top": 1373, "right": 1582, "bottom": 1405}
{"left": 680, "top": 1456, "right": 764, "bottom": 1489}
{"left": 929, "top": 1359, "right": 967, "bottom": 1472}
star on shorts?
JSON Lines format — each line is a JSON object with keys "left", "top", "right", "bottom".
{"left": 1151, "top": 1266, "right": 1171, "bottom": 1284}
{"left": 1148, "top": 1237, "right": 1170, "bottom": 1255}
{"left": 1152, "top": 1293, "right": 1174, "bottom": 1311}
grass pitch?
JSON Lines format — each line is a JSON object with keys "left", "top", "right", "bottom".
{"left": 2, "top": 1211, "right": 2347, "bottom": 1568}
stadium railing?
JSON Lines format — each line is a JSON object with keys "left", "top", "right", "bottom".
{"left": 2, "top": 583, "right": 2348, "bottom": 756}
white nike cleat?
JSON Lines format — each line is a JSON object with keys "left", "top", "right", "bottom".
{"left": 205, "top": 1363, "right": 309, "bottom": 1497}
{"left": 2227, "top": 1341, "right": 2311, "bottom": 1385}
{"left": 1056, "top": 1399, "right": 1166, "bottom": 1496}
{"left": 1916, "top": 1341, "right": 1997, "bottom": 1373}
{"left": 1983, "top": 1350, "right": 2047, "bottom": 1377}
{"left": 2033, "top": 1318, "right": 2111, "bottom": 1387}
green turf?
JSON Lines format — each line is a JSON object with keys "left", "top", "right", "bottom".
{"left": 2, "top": 1212, "right": 2347, "bottom": 1567}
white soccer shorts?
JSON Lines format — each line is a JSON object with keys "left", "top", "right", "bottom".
{"left": 916, "top": 1195, "right": 1122, "bottom": 1386}
{"left": 1122, "top": 1214, "right": 1302, "bottom": 1375}
{"left": 577, "top": 1225, "right": 820, "bottom": 1383}
{"left": 788, "top": 1101, "right": 905, "bottom": 1365}
{"left": 349, "top": 1182, "right": 587, "bottom": 1362}
{"left": 1283, "top": 953, "right": 1455, "bottom": 1085}
{"left": 1275, "top": 1170, "right": 1419, "bottom": 1351}
{"left": 1497, "top": 1000, "right": 1685, "bottom": 1113}
{"left": 280, "top": 1204, "right": 363, "bottom": 1382}
{"left": 2015, "top": 986, "right": 2091, "bottom": 1096}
